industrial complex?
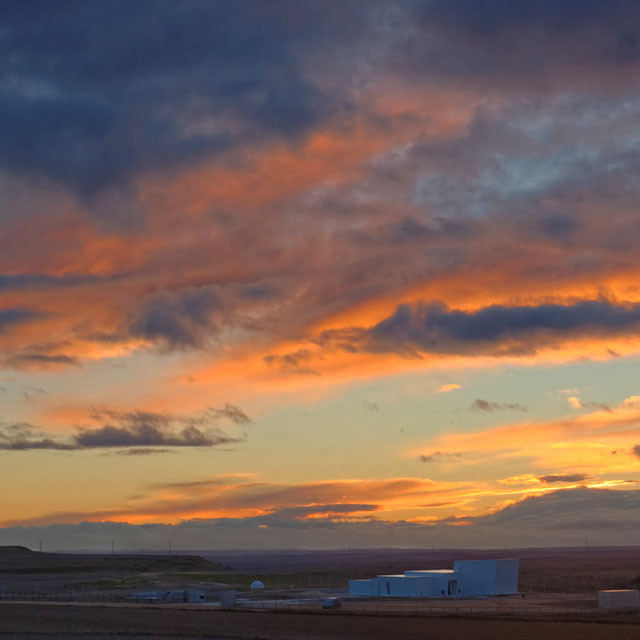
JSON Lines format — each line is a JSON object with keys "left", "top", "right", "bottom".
{"left": 349, "top": 558, "right": 519, "bottom": 598}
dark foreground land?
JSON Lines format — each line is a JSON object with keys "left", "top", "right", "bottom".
{"left": 1, "top": 603, "right": 640, "bottom": 640}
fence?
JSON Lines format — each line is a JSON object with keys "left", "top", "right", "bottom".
{"left": 0, "top": 592, "right": 615, "bottom": 618}
{"left": 238, "top": 601, "right": 599, "bottom": 616}
{"left": 0, "top": 590, "right": 129, "bottom": 603}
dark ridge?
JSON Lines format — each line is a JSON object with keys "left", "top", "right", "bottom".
{"left": 0, "top": 548, "right": 224, "bottom": 574}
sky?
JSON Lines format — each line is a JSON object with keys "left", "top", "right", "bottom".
{"left": 2, "top": 0, "right": 640, "bottom": 550}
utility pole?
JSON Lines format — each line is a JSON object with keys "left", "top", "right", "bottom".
{"left": 111, "top": 541, "right": 114, "bottom": 555}
{"left": 168, "top": 540, "right": 172, "bottom": 556}
{"left": 38, "top": 541, "right": 42, "bottom": 553}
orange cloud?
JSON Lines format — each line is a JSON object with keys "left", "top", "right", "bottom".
{"left": 0, "top": 476, "right": 477, "bottom": 527}
{"left": 414, "top": 395, "right": 640, "bottom": 477}
{"left": 436, "top": 383, "right": 461, "bottom": 393}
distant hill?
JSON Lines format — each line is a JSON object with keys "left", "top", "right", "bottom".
{"left": 0, "top": 546, "right": 224, "bottom": 574}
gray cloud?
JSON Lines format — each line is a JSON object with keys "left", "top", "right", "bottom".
{"left": 205, "top": 404, "right": 252, "bottom": 426}
{"left": 21, "top": 387, "right": 46, "bottom": 401}
{"left": 467, "top": 487, "right": 640, "bottom": 532}
{"left": 264, "top": 349, "right": 318, "bottom": 375}
{"left": 108, "top": 448, "right": 173, "bottom": 457}
{"left": 538, "top": 473, "right": 589, "bottom": 484}
{"left": 576, "top": 400, "right": 612, "bottom": 412}
{"left": 0, "top": 423, "right": 76, "bottom": 451}
{"left": 471, "top": 399, "right": 527, "bottom": 412}
{"left": 8, "top": 353, "right": 80, "bottom": 368}
{"left": 632, "top": 444, "right": 640, "bottom": 458}
{"left": 263, "top": 503, "right": 379, "bottom": 520}
{"left": 129, "top": 287, "right": 223, "bottom": 349}
{"left": 419, "top": 451, "right": 462, "bottom": 463}
{"left": 0, "top": 405, "right": 250, "bottom": 452}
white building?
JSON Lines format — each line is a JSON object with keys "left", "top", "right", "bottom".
{"left": 348, "top": 558, "right": 518, "bottom": 598}
{"left": 598, "top": 590, "right": 640, "bottom": 609}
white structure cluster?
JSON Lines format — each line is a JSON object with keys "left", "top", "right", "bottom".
{"left": 349, "top": 558, "right": 519, "bottom": 598}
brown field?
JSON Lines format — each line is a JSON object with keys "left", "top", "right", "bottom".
{"left": 1, "top": 602, "right": 640, "bottom": 640}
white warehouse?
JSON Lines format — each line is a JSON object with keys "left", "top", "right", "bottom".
{"left": 348, "top": 558, "right": 519, "bottom": 598}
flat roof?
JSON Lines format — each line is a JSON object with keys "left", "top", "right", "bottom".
{"left": 406, "top": 569, "right": 455, "bottom": 574}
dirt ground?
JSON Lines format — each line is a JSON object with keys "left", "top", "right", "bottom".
{"left": 1, "top": 602, "right": 640, "bottom": 640}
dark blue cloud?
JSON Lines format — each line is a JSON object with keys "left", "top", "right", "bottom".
{"left": 325, "top": 299, "right": 640, "bottom": 356}
{"left": 533, "top": 213, "right": 579, "bottom": 240}
{"left": 129, "top": 287, "right": 223, "bottom": 348}
{"left": 0, "top": 0, "right": 357, "bottom": 197}
{"left": 424, "top": 0, "right": 628, "bottom": 34}
{"left": 404, "top": 0, "right": 640, "bottom": 82}
{"left": 0, "top": 308, "right": 40, "bottom": 334}
{"left": 0, "top": 273, "right": 117, "bottom": 291}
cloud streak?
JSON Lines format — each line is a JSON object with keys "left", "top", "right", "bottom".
{"left": 3, "top": 487, "right": 640, "bottom": 548}
{"left": 471, "top": 399, "right": 527, "bottom": 412}
{"left": 0, "top": 405, "right": 250, "bottom": 452}
{"left": 324, "top": 300, "right": 640, "bottom": 358}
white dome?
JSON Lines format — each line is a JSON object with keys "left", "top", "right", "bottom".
{"left": 250, "top": 580, "right": 265, "bottom": 590}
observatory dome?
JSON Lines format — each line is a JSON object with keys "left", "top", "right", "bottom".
{"left": 250, "top": 580, "right": 265, "bottom": 590}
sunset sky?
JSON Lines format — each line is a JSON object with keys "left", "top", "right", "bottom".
{"left": 2, "top": 0, "right": 640, "bottom": 550}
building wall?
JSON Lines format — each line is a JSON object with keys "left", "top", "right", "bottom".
{"left": 494, "top": 559, "right": 519, "bottom": 595}
{"left": 370, "top": 575, "right": 436, "bottom": 597}
{"left": 453, "top": 559, "right": 497, "bottom": 596}
{"left": 348, "top": 579, "right": 373, "bottom": 596}
{"left": 599, "top": 590, "right": 640, "bottom": 609}
{"left": 404, "top": 570, "right": 460, "bottom": 596}
{"left": 453, "top": 559, "right": 519, "bottom": 596}
{"left": 348, "top": 558, "right": 519, "bottom": 598}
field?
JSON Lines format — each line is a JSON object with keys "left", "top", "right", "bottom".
{"left": 1, "top": 546, "right": 640, "bottom": 638}
{"left": 1, "top": 603, "right": 640, "bottom": 640}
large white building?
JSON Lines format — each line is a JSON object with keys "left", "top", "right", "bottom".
{"left": 348, "top": 558, "right": 519, "bottom": 598}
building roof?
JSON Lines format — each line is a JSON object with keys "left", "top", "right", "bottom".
{"left": 405, "top": 569, "right": 456, "bottom": 574}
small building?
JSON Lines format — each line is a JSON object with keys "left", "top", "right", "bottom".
{"left": 348, "top": 558, "right": 518, "bottom": 598}
{"left": 184, "top": 589, "right": 206, "bottom": 603}
{"left": 599, "top": 590, "right": 640, "bottom": 609}
{"left": 219, "top": 590, "right": 237, "bottom": 607}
